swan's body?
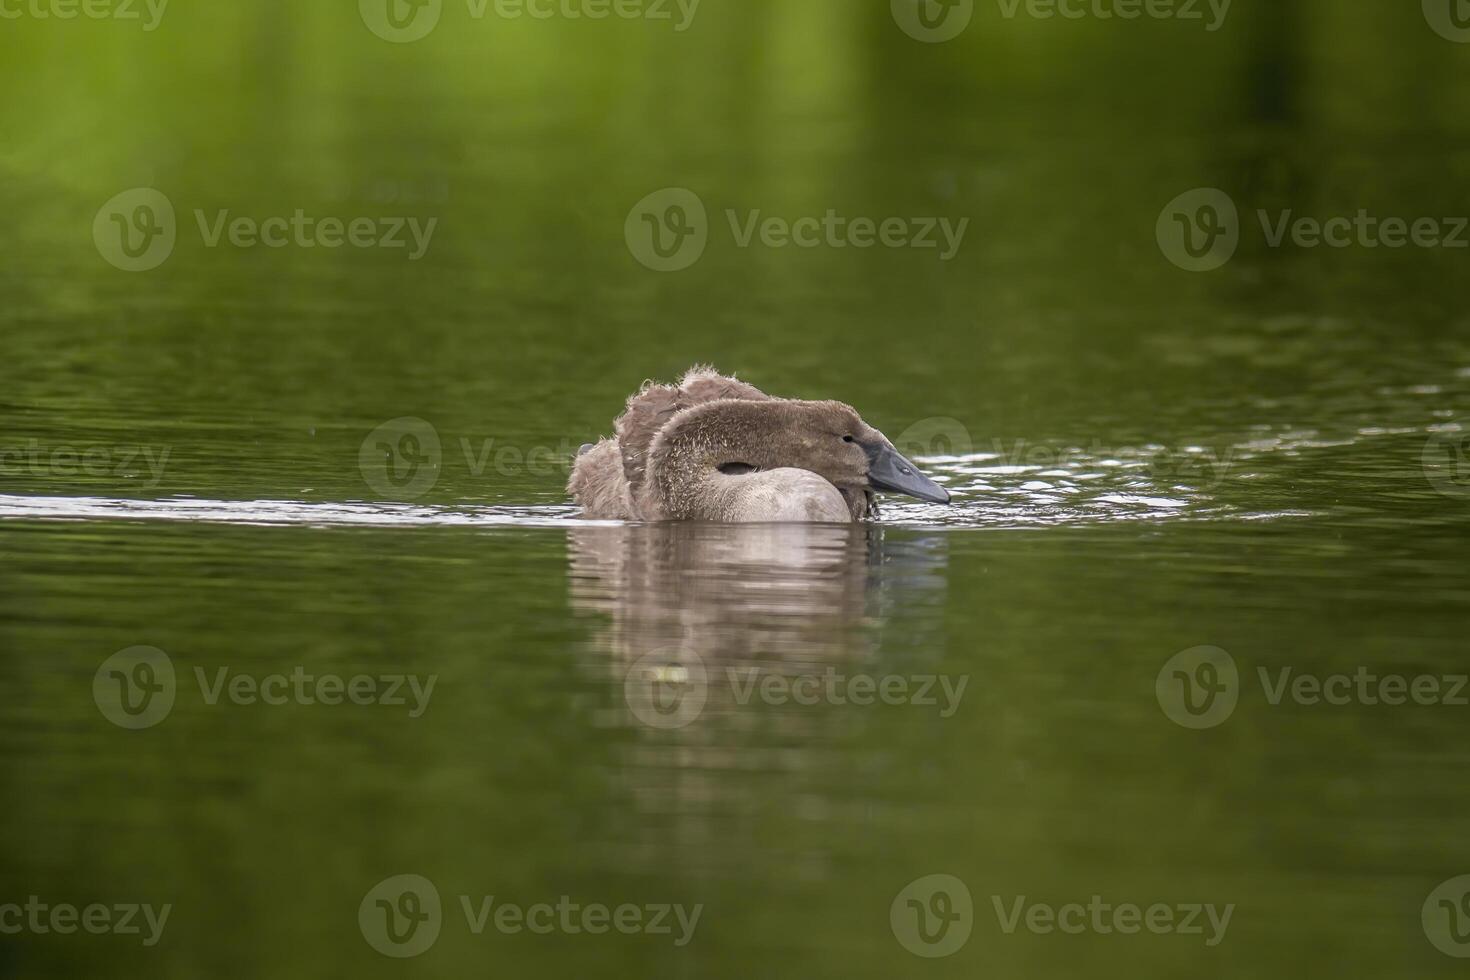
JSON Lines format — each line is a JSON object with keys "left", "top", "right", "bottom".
{"left": 567, "top": 367, "right": 949, "bottom": 523}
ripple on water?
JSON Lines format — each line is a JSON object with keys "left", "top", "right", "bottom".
{"left": 7, "top": 413, "right": 1460, "bottom": 532}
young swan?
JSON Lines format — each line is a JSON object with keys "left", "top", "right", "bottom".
{"left": 568, "top": 368, "right": 951, "bottom": 522}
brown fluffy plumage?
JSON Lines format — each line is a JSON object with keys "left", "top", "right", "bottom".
{"left": 614, "top": 366, "right": 770, "bottom": 497}
{"left": 568, "top": 366, "right": 947, "bottom": 523}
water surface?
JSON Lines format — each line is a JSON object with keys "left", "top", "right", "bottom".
{"left": 3, "top": 3, "right": 1470, "bottom": 977}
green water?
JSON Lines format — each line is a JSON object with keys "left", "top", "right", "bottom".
{"left": 3, "top": 1, "right": 1470, "bottom": 976}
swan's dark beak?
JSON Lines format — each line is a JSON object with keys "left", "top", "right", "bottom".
{"left": 865, "top": 442, "right": 951, "bottom": 504}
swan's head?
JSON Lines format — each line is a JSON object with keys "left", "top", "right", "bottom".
{"left": 707, "top": 399, "right": 952, "bottom": 507}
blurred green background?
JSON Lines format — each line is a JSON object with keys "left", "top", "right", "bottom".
{"left": 2, "top": 1, "right": 1470, "bottom": 977}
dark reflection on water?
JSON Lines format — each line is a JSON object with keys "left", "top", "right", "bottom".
{"left": 563, "top": 522, "right": 961, "bottom": 896}
{"left": 568, "top": 522, "right": 947, "bottom": 664}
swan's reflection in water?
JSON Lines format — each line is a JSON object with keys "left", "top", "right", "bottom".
{"left": 567, "top": 523, "right": 949, "bottom": 871}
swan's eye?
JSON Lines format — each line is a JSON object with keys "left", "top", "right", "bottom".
{"left": 842, "top": 435, "right": 855, "bottom": 443}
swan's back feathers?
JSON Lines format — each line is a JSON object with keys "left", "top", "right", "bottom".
{"left": 614, "top": 366, "right": 770, "bottom": 493}
{"left": 566, "top": 438, "right": 635, "bottom": 519}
